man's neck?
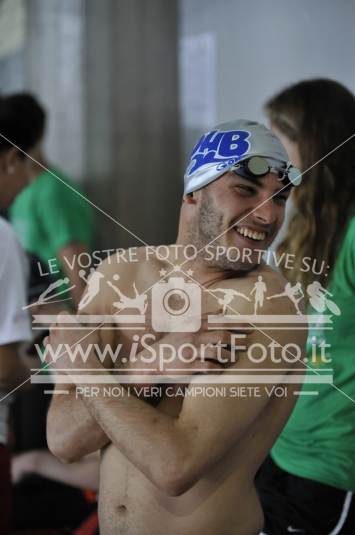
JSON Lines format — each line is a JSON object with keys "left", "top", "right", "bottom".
{"left": 172, "top": 238, "right": 234, "bottom": 287}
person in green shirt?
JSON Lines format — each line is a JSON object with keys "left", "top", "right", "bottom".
{"left": 256, "top": 79, "right": 355, "bottom": 534}
{"left": 7, "top": 93, "right": 94, "bottom": 307}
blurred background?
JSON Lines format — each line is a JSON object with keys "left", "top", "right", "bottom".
{"left": 0, "top": 0, "right": 354, "bottom": 248}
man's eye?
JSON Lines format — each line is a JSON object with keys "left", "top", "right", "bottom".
{"left": 236, "top": 185, "right": 255, "bottom": 195}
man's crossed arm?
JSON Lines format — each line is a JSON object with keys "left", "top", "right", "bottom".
{"left": 46, "top": 316, "right": 240, "bottom": 463}
{"left": 47, "top": 312, "right": 305, "bottom": 496}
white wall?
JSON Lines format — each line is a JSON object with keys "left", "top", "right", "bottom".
{"left": 179, "top": 0, "right": 355, "bottom": 162}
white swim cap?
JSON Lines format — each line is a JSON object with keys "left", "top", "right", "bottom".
{"left": 184, "top": 119, "right": 293, "bottom": 194}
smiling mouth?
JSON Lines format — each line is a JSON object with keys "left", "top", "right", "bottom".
{"left": 234, "top": 225, "right": 267, "bottom": 242}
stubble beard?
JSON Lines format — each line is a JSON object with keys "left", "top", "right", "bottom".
{"left": 188, "top": 189, "right": 244, "bottom": 272}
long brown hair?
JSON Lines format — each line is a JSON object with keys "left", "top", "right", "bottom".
{"left": 265, "top": 79, "right": 355, "bottom": 288}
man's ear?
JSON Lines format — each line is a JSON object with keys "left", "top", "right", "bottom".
{"left": 183, "top": 192, "right": 198, "bottom": 205}
{"left": 4, "top": 147, "right": 20, "bottom": 174}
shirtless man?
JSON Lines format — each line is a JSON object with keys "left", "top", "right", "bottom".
{"left": 46, "top": 120, "right": 307, "bottom": 535}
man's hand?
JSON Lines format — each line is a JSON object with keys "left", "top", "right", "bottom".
{"left": 11, "top": 450, "right": 40, "bottom": 484}
{"left": 122, "top": 315, "right": 253, "bottom": 387}
{"left": 44, "top": 312, "right": 100, "bottom": 373}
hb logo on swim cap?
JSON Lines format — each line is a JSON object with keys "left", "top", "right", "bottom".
{"left": 186, "top": 129, "right": 251, "bottom": 178}
{"left": 183, "top": 119, "right": 291, "bottom": 195}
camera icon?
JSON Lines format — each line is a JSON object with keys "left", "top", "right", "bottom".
{"left": 152, "top": 277, "right": 201, "bottom": 332}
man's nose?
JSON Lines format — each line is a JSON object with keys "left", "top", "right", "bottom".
{"left": 252, "top": 199, "right": 276, "bottom": 225}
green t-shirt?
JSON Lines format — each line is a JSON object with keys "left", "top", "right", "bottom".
{"left": 272, "top": 216, "right": 355, "bottom": 491}
{"left": 9, "top": 168, "right": 94, "bottom": 279}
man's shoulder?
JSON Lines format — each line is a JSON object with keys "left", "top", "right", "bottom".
{"left": 209, "top": 264, "right": 297, "bottom": 316}
{"left": 80, "top": 247, "right": 161, "bottom": 315}
{"left": 221, "top": 264, "right": 287, "bottom": 295}
{"left": 95, "top": 247, "right": 160, "bottom": 280}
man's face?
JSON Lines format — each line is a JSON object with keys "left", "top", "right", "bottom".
{"left": 191, "top": 170, "right": 291, "bottom": 270}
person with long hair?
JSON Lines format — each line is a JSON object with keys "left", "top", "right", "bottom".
{"left": 256, "top": 79, "right": 355, "bottom": 534}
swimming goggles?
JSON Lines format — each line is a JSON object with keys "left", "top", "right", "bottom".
{"left": 232, "top": 155, "right": 302, "bottom": 186}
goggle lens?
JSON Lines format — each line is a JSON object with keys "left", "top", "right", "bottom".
{"left": 287, "top": 166, "right": 302, "bottom": 186}
{"left": 232, "top": 156, "right": 302, "bottom": 186}
{"left": 247, "top": 156, "right": 270, "bottom": 176}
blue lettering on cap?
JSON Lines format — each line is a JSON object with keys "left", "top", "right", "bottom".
{"left": 187, "top": 129, "right": 251, "bottom": 177}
